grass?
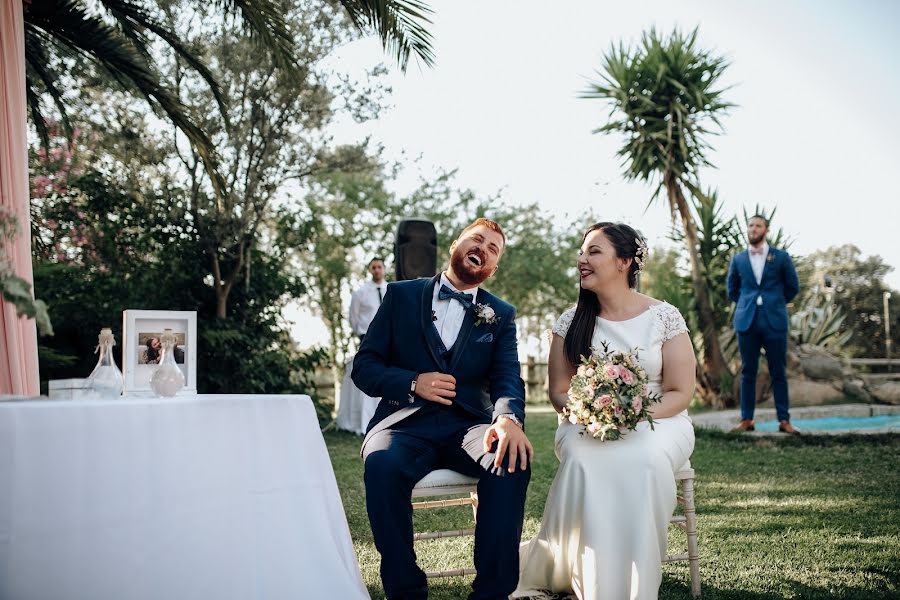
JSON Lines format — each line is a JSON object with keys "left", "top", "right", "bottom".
{"left": 324, "top": 415, "right": 900, "bottom": 599}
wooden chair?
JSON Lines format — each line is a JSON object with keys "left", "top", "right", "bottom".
{"left": 665, "top": 461, "right": 701, "bottom": 597}
{"left": 411, "top": 468, "right": 479, "bottom": 578}
{"left": 411, "top": 463, "right": 700, "bottom": 596}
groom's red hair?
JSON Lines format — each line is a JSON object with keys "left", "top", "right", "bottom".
{"left": 458, "top": 217, "right": 507, "bottom": 249}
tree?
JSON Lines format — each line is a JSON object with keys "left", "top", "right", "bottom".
{"left": 57, "top": 2, "right": 388, "bottom": 319}
{"left": 23, "top": 0, "right": 435, "bottom": 161}
{"left": 803, "top": 245, "right": 899, "bottom": 358}
{"left": 584, "top": 27, "right": 734, "bottom": 400}
{"left": 31, "top": 163, "right": 328, "bottom": 401}
{"left": 292, "top": 159, "right": 391, "bottom": 379}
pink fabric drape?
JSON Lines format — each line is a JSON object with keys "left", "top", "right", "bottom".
{"left": 1, "top": 0, "right": 40, "bottom": 396}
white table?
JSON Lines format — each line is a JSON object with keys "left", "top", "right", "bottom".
{"left": 0, "top": 394, "right": 370, "bottom": 600}
{"left": 336, "top": 356, "right": 380, "bottom": 435}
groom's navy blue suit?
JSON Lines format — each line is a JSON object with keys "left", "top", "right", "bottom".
{"left": 352, "top": 274, "right": 529, "bottom": 600}
{"left": 727, "top": 246, "right": 800, "bottom": 422}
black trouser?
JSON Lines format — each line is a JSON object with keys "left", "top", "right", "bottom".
{"left": 363, "top": 403, "right": 530, "bottom": 600}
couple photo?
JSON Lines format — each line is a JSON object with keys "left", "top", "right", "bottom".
{"left": 352, "top": 217, "right": 696, "bottom": 600}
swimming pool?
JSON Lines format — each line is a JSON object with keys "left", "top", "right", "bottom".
{"left": 755, "top": 414, "right": 900, "bottom": 433}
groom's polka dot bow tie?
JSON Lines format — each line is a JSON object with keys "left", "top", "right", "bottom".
{"left": 438, "top": 284, "right": 474, "bottom": 309}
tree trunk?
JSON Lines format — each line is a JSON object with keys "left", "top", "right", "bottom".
{"left": 210, "top": 241, "right": 246, "bottom": 319}
{"left": 665, "top": 173, "right": 733, "bottom": 407}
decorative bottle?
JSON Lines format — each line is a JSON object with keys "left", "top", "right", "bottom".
{"left": 150, "top": 328, "right": 185, "bottom": 397}
{"left": 86, "top": 327, "right": 124, "bottom": 399}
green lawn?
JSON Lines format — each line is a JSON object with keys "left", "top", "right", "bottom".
{"left": 324, "top": 415, "right": 900, "bottom": 599}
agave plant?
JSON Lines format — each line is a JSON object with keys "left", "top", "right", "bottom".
{"left": 790, "top": 291, "right": 853, "bottom": 352}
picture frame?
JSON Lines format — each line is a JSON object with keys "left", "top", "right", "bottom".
{"left": 122, "top": 310, "right": 197, "bottom": 395}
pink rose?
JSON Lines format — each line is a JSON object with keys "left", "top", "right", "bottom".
{"left": 598, "top": 394, "right": 613, "bottom": 407}
{"left": 619, "top": 368, "right": 635, "bottom": 384}
{"left": 631, "top": 397, "right": 643, "bottom": 413}
{"left": 604, "top": 364, "right": 619, "bottom": 379}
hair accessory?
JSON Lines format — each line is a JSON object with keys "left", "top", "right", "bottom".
{"left": 634, "top": 237, "right": 649, "bottom": 275}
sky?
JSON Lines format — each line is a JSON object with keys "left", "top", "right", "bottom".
{"left": 288, "top": 0, "right": 900, "bottom": 350}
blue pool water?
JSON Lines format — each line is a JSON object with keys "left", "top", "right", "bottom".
{"left": 756, "top": 414, "right": 900, "bottom": 432}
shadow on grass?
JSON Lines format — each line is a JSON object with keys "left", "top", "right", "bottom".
{"left": 662, "top": 575, "right": 900, "bottom": 599}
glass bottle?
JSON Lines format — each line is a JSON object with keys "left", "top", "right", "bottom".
{"left": 150, "top": 328, "right": 185, "bottom": 397}
{"left": 86, "top": 327, "right": 124, "bottom": 399}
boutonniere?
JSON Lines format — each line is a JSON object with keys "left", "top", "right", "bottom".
{"left": 766, "top": 254, "right": 775, "bottom": 263}
{"left": 473, "top": 303, "right": 498, "bottom": 326}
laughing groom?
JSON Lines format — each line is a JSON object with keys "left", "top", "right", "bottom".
{"left": 352, "top": 218, "right": 532, "bottom": 600}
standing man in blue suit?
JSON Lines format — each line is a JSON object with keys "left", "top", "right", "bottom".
{"left": 727, "top": 214, "right": 801, "bottom": 434}
{"left": 352, "top": 218, "right": 532, "bottom": 600}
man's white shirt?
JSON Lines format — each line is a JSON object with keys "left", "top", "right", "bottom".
{"left": 431, "top": 273, "right": 479, "bottom": 351}
{"left": 748, "top": 242, "right": 769, "bottom": 305}
{"left": 349, "top": 280, "right": 388, "bottom": 336}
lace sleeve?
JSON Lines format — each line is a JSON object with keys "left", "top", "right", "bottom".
{"left": 658, "top": 303, "right": 689, "bottom": 342}
{"left": 552, "top": 307, "right": 577, "bottom": 338}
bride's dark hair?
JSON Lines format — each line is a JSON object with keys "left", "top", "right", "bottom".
{"left": 563, "top": 222, "right": 645, "bottom": 366}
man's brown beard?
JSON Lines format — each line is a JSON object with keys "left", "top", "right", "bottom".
{"left": 450, "top": 247, "right": 492, "bottom": 287}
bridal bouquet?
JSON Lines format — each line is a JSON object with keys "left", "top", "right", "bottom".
{"left": 562, "top": 341, "right": 662, "bottom": 441}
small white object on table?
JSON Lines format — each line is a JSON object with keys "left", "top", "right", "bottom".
{"left": 0, "top": 394, "right": 370, "bottom": 600}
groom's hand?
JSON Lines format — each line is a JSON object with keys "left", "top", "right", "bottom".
{"left": 414, "top": 372, "right": 456, "bottom": 405}
{"left": 484, "top": 417, "right": 534, "bottom": 473}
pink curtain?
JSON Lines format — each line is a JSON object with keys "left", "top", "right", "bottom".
{"left": 0, "top": 0, "right": 40, "bottom": 395}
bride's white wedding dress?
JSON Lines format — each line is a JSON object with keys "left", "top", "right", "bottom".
{"left": 515, "top": 303, "right": 696, "bottom": 600}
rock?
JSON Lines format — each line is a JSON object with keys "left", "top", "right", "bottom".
{"left": 799, "top": 353, "right": 844, "bottom": 381}
{"left": 785, "top": 377, "right": 844, "bottom": 406}
{"left": 871, "top": 382, "right": 900, "bottom": 405}
{"left": 842, "top": 380, "right": 872, "bottom": 403}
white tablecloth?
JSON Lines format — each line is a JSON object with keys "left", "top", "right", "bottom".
{"left": 0, "top": 394, "right": 369, "bottom": 600}
{"left": 336, "top": 356, "right": 380, "bottom": 435}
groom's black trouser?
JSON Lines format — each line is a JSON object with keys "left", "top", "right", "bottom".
{"left": 363, "top": 403, "right": 531, "bottom": 600}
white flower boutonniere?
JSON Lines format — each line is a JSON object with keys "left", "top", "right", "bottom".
{"left": 766, "top": 253, "right": 775, "bottom": 263}
{"left": 474, "top": 303, "right": 498, "bottom": 326}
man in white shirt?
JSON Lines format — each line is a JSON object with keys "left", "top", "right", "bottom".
{"left": 349, "top": 258, "right": 388, "bottom": 343}
{"left": 337, "top": 258, "right": 388, "bottom": 435}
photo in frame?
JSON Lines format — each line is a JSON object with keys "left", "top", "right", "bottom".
{"left": 122, "top": 310, "right": 197, "bottom": 395}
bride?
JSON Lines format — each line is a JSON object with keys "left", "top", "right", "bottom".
{"left": 515, "top": 222, "right": 696, "bottom": 600}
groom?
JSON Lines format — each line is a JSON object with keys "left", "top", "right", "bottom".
{"left": 352, "top": 218, "right": 532, "bottom": 600}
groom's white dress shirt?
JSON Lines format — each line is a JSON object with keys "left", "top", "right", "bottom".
{"left": 431, "top": 273, "right": 479, "bottom": 351}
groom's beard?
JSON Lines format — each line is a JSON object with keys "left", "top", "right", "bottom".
{"left": 450, "top": 247, "right": 493, "bottom": 287}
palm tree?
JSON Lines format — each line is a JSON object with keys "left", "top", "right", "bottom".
{"left": 584, "top": 27, "right": 734, "bottom": 402}
{"left": 22, "top": 0, "right": 434, "bottom": 190}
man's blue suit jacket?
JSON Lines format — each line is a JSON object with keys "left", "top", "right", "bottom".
{"left": 726, "top": 247, "right": 800, "bottom": 333}
{"left": 352, "top": 274, "right": 526, "bottom": 439}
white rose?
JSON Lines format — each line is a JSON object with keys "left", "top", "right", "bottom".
{"left": 481, "top": 306, "right": 495, "bottom": 319}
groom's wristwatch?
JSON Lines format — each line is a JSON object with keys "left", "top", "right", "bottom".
{"left": 408, "top": 376, "right": 418, "bottom": 403}
{"left": 498, "top": 414, "right": 522, "bottom": 429}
